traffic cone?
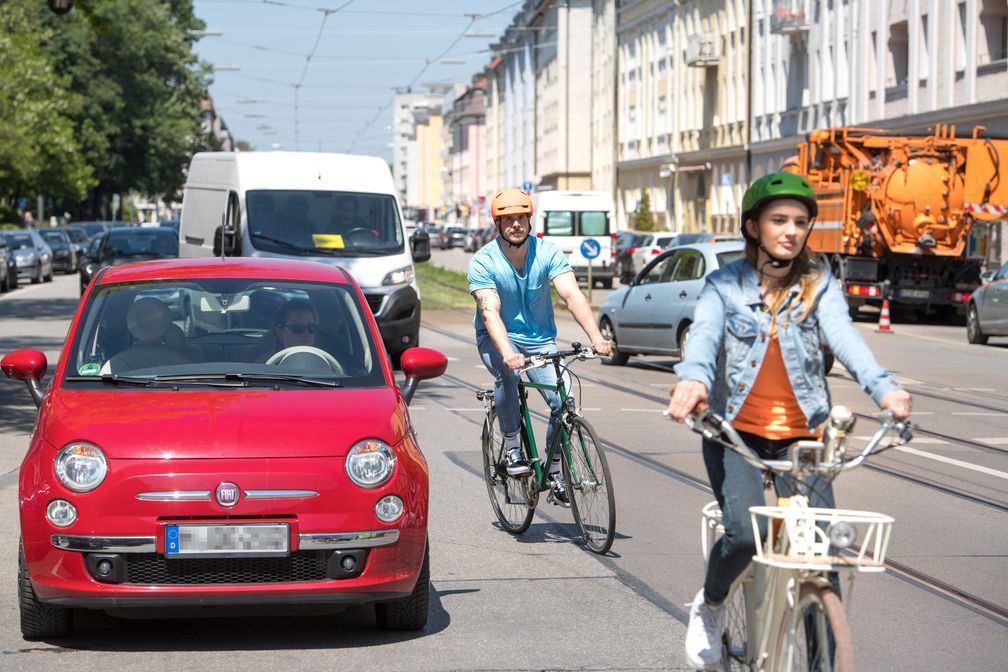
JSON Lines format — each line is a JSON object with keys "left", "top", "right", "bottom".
{"left": 876, "top": 298, "right": 893, "bottom": 333}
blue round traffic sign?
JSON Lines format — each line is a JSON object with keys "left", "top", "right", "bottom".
{"left": 580, "top": 239, "right": 601, "bottom": 260}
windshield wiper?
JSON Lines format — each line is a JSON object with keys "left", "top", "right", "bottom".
{"left": 249, "top": 234, "right": 315, "bottom": 255}
{"left": 66, "top": 374, "right": 155, "bottom": 386}
{"left": 153, "top": 372, "right": 341, "bottom": 388}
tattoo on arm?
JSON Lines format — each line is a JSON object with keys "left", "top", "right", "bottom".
{"left": 472, "top": 288, "right": 501, "bottom": 312}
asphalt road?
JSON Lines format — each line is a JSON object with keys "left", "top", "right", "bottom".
{"left": 0, "top": 270, "right": 1006, "bottom": 671}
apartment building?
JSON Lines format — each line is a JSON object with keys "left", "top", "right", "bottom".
{"left": 591, "top": 0, "right": 618, "bottom": 196}
{"left": 392, "top": 90, "right": 449, "bottom": 219}
{"left": 444, "top": 81, "right": 488, "bottom": 228}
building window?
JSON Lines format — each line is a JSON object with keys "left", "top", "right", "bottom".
{"left": 980, "top": 0, "right": 1008, "bottom": 63}
{"left": 888, "top": 21, "right": 909, "bottom": 87}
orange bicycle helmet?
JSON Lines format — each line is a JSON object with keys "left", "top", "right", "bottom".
{"left": 490, "top": 188, "right": 533, "bottom": 220}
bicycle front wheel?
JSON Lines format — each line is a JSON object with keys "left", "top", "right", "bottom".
{"left": 722, "top": 576, "right": 751, "bottom": 670}
{"left": 481, "top": 409, "right": 536, "bottom": 534}
{"left": 563, "top": 417, "right": 616, "bottom": 554}
{"left": 773, "top": 583, "right": 854, "bottom": 672}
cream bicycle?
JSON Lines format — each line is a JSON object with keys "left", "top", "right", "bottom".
{"left": 688, "top": 407, "right": 912, "bottom": 672}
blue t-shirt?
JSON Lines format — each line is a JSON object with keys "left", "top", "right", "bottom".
{"left": 467, "top": 237, "right": 572, "bottom": 345}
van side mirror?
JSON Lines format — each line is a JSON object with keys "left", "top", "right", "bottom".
{"left": 411, "top": 229, "right": 431, "bottom": 263}
{"left": 213, "top": 223, "right": 241, "bottom": 257}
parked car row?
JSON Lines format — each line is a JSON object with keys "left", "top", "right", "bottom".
{"left": 78, "top": 226, "right": 179, "bottom": 296}
{"left": 0, "top": 229, "right": 55, "bottom": 288}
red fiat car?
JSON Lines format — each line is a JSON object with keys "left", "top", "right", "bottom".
{"left": 2, "top": 257, "right": 447, "bottom": 638}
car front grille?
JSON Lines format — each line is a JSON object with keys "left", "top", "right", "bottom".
{"left": 364, "top": 294, "right": 384, "bottom": 315}
{"left": 124, "top": 551, "right": 331, "bottom": 585}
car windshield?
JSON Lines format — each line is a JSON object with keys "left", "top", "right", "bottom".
{"left": 39, "top": 230, "right": 67, "bottom": 246}
{"left": 107, "top": 229, "right": 178, "bottom": 257}
{"left": 64, "top": 228, "right": 88, "bottom": 243}
{"left": 7, "top": 233, "right": 32, "bottom": 249}
{"left": 246, "top": 189, "right": 404, "bottom": 256}
{"left": 65, "top": 278, "right": 384, "bottom": 389}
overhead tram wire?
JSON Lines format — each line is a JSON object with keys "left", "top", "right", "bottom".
{"left": 345, "top": 2, "right": 522, "bottom": 154}
{"left": 292, "top": 0, "right": 355, "bottom": 150}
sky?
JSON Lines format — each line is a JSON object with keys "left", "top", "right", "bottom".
{"left": 191, "top": 0, "right": 520, "bottom": 159}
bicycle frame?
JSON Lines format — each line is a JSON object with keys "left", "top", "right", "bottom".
{"left": 517, "top": 359, "right": 580, "bottom": 492}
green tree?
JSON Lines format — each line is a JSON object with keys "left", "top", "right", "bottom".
{"left": 50, "top": 0, "right": 216, "bottom": 217}
{"left": 0, "top": 1, "right": 94, "bottom": 218}
{"left": 634, "top": 188, "right": 655, "bottom": 232}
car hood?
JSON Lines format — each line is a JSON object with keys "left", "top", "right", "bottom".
{"left": 40, "top": 388, "right": 408, "bottom": 459}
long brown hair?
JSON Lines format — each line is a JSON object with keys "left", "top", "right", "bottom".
{"left": 743, "top": 211, "right": 822, "bottom": 336}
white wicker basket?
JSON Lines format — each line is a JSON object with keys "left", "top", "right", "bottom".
{"left": 749, "top": 503, "right": 894, "bottom": 572}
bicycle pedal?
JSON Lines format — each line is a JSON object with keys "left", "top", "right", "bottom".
{"left": 546, "top": 491, "right": 571, "bottom": 508}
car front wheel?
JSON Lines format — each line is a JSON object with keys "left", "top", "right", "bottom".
{"left": 19, "top": 540, "right": 72, "bottom": 639}
{"left": 599, "top": 318, "right": 629, "bottom": 366}
{"left": 375, "top": 542, "right": 429, "bottom": 631}
{"left": 967, "top": 304, "right": 988, "bottom": 345}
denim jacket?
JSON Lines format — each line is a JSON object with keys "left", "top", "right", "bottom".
{"left": 674, "top": 259, "right": 901, "bottom": 430}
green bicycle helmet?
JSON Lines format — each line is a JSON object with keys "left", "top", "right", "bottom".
{"left": 740, "top": 172, "right": 818, "bottom": 238}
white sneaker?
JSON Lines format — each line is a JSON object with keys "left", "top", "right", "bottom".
{"left": 685, "top": 588, "right": 725, "bottom": 670}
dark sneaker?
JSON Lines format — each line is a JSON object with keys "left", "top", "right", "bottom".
{"left": 505, "top": 447, "right": 531, "bottom": 476}
{"left": 548, "top": 472, "right": 570, "bottom": 507}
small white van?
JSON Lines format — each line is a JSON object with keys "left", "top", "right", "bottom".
{"left": 179, "top": 152, "right": 431, "bottom": 361}
{"left": 531, "top": 190, "right": 616, "bottom": 288}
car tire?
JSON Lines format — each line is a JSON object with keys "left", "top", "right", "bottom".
{"left": 375, "top": 542, "right": 429, "bottom": 631}
{"left": 966, "top": 303, "right": 988, "bottom": 345}
{"left": 31, "top": 262, "right": 42, "bottom": 284}
{"left": 599, "top": 318, "right": 629, "bottom": 366}
{"left": 0, "top": 271, "right": 7, "bottom": 293}
{"left": 677, "top": 323, "right": 691, "bottom": 360}
{"left": 18, "top": 540, "right": 72, "bottom": 639}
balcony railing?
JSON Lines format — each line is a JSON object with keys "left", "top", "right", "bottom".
{"left": 770, "top": 0, "right": 809, "bottom": 34}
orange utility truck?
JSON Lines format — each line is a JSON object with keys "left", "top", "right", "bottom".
{"left": 786, "top": 126, "right": 1008, "bottom": 318}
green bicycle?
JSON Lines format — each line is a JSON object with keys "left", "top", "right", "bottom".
{"left": 477, "top": 343, "right": 616, "bottom": 554}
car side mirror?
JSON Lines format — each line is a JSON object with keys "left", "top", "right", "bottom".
{"left": 1, "top": 349, "right": 48, "bottom": 407}
{"left": 979, "top": 270, "right": 995, "bottom": 284}
{"left": 411, "top": 230, "right": 431, "bottom": 263}
{"left": 399, "top": 347, "right": 447, "bottom": 405}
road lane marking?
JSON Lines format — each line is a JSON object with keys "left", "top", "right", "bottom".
{"left": 953, "top": 412, "right": 1006, "bottom": 416}
{"left": 892, "top": 445, "right": 1008, "bottom": 480}
{"left": 976, "top": 438, "right": 1008, "bottom": 445}
{"left": 620, "top": 408, "right": 665, "bottom": 412}
{"left": 856, "top": 435, "right": 947, "bottom": 445}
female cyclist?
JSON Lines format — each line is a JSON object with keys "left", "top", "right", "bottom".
{"left": 665, "top": 172, "right": 912, "bottom": 670}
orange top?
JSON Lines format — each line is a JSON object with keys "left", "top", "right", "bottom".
{"left": 732, "top": 336, "right": 810, "bottom": 440}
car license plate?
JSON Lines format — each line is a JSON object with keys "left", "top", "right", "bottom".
{"left": 898, "top": 288, "right": 929, "bottom": 299}
{"left": 165, "top": 523, "right": 289, "bottom": 558}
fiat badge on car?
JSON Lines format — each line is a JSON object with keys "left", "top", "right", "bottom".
{"left": 215, "top": 482, "right": 240, "bottom": 507}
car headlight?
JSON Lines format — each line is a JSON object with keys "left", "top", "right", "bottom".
{"left": 54, "top": 441, "right": 108, "bottom": 492}
{"left": 382, "top": 265, "right": 415, "bottom": 286}
{"left": 345, "top": 439, "right": 396, "bottom": 488}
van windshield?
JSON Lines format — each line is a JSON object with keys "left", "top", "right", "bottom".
{"left": 246, "top": 190, "right": 404, "bottom": 256}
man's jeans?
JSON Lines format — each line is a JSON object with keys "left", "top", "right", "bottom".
{"left": 478, "top": 337, "right": 570, "bottom": 458}
{"left": 702, "top": 431, "right": 840, "bottom": 604}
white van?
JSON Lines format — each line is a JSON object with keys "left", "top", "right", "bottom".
{"left": 531, "top": 190, "right": 616, "bottom": 288}
{"left": 179, "top": 151, "right": 431, "bottom": 361}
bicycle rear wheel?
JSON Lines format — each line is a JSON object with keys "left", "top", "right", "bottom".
{"left": 773, "top": 583, "right": 854, "bottom": 672}
{"left": 481, "top": 409, "right": 536, "bottom": 534}
{"left": 563, "top": 417, "right": 616, "bottom": 554}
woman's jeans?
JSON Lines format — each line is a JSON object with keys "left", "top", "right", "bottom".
{"left": 478, "top": 337, "right": 570, "bottom": 457}
{"left": 702, "top": 431, "right": 841, "bottom": 604}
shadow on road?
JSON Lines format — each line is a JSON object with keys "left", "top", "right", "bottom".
{"left": 0, "top": 296, "right": 80, "bottom": 322}
{"left": 30, "top": 585, "right": 460, "bottom": 651}
{"left": 0, "top": 378, "right": 43, "bottom": 437}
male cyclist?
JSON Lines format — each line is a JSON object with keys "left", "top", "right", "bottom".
{"left": 468, "top": 188, "right": 612, "bottom": 504}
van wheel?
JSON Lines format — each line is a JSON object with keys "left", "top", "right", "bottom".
{"left": 601, "top": 278, "right": 613, "bottom": 289}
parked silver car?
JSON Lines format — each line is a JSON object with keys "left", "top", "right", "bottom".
{"left": 966, "top": 261, "right": 1008, "bottom": 344}
{"left": 599, "top": 241, "right": 744, "bottom": 365}
{"left": 1, "top": 230, "right": 53, "bottom": 284}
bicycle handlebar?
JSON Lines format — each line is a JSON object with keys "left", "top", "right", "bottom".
{"left": 518, "top": 342, "right": 596, "bottom": 373}
{"left": 685, "top": 407, "right": 913, "bottom": 476}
